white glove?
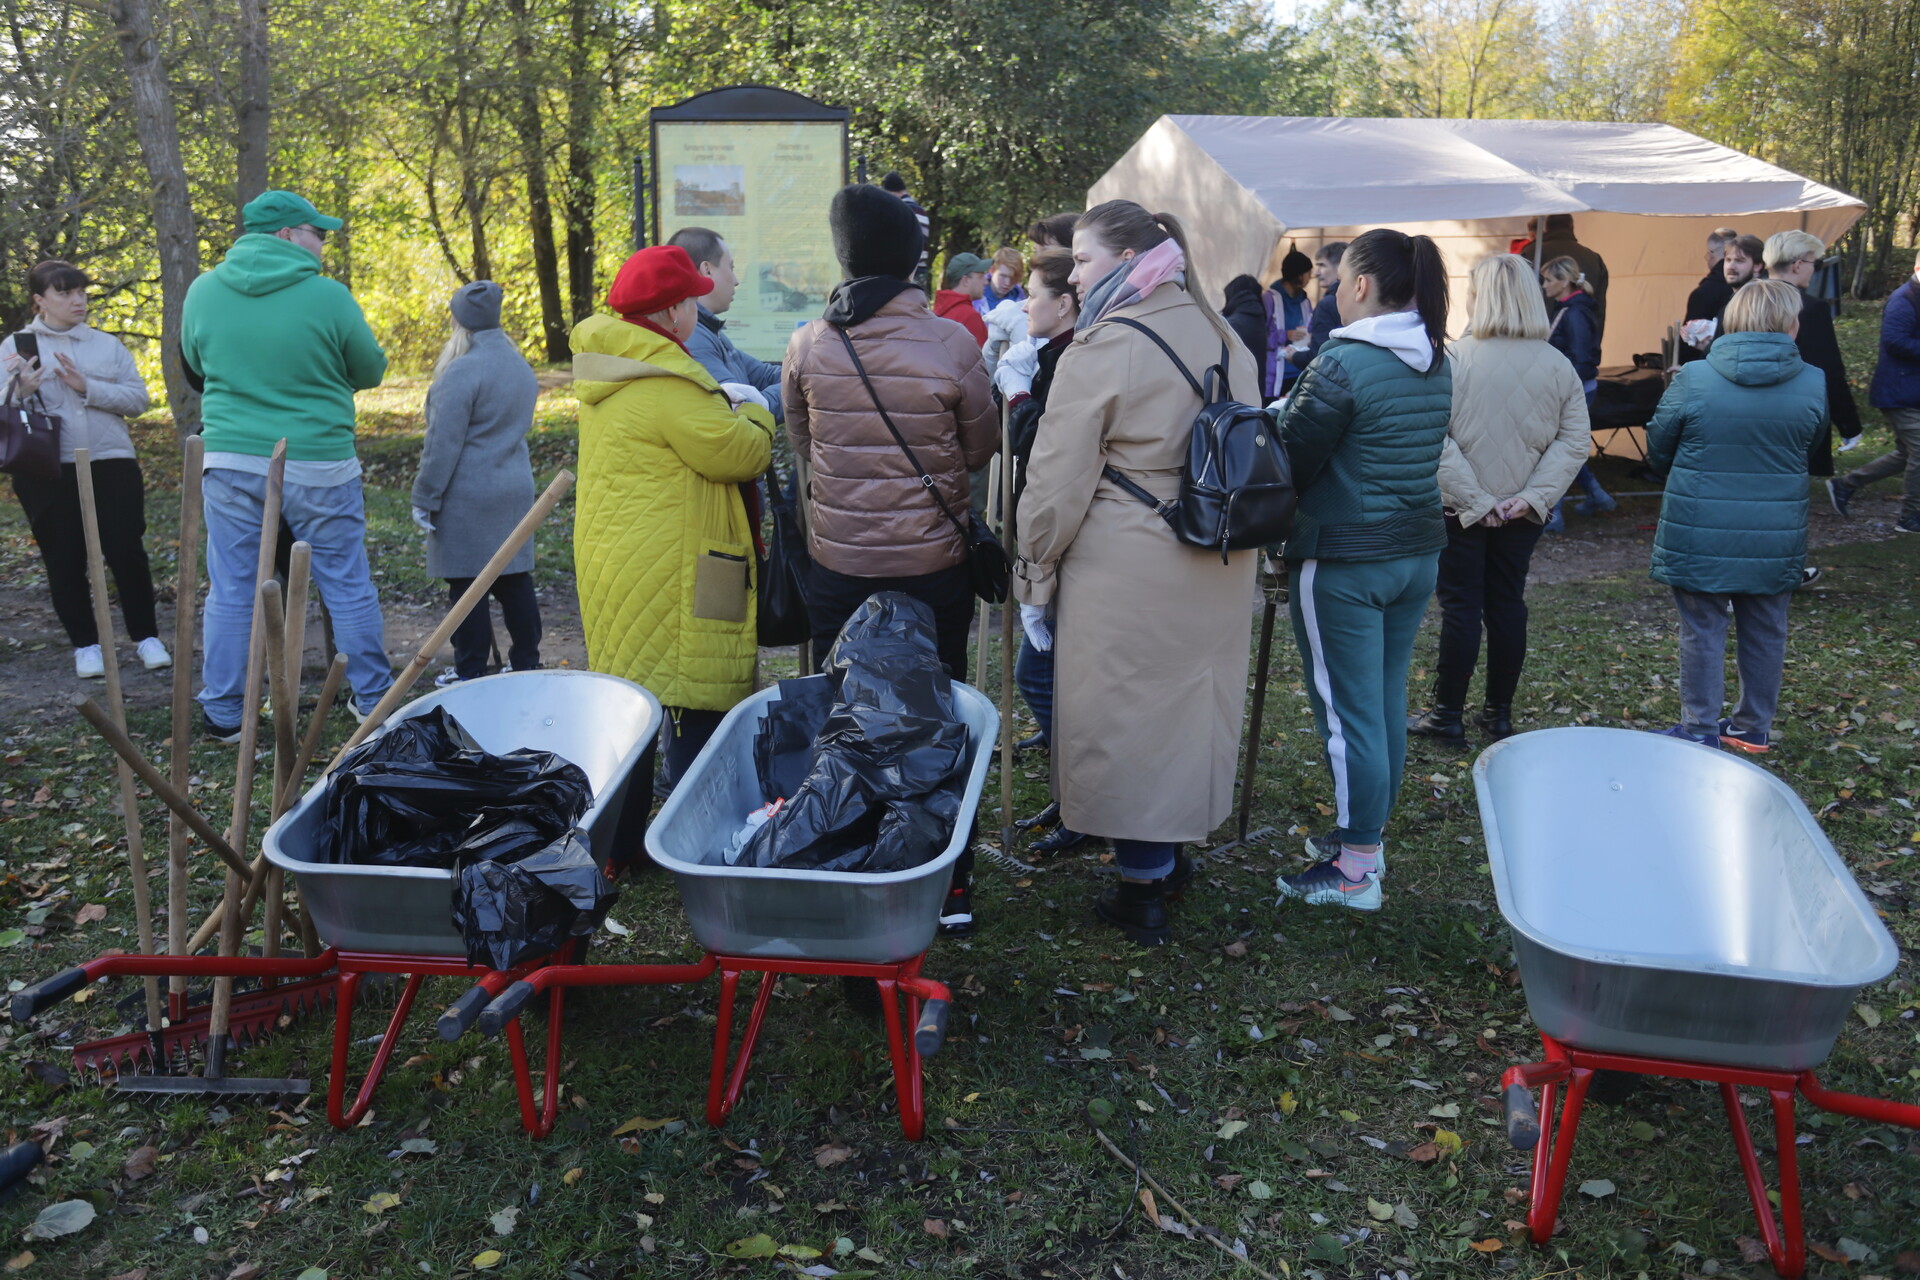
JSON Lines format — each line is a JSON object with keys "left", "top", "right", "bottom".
{"left": 411, "top": 506, "right": 436, "bottom": 533}
{"left": 1680, "top": 319, "right": 1717, "bottom": 350}
{"left": 994, "top": 341, "right": 1040, "bottom": 398}
{"left": 1837, "top": 434, "right": 1862, "bottom": 453}
{"left": 1019, "top": 603, "right": 1052, "bottom": 652}
{"left": 720, "top": 381, "right": 769, "bottom": 412}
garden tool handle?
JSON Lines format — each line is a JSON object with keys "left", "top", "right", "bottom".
{"left": 12, "top": 967, "right": 92, "bottom": 1022}
{"left": 915, "top": 998, "right": 951, "bottom": 1058}
{"left": 438, "top": 985, "right": 495, "bottom": 1041}
{"left": 1500, "top": 1069, "right": 1542, "bottom": 1150}
{"left": 479, "top": 981, "right": 538, "bottom": 1037}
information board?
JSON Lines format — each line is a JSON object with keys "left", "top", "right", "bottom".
{"left": 653, "top": 118, "right": 846, "bottom": 362}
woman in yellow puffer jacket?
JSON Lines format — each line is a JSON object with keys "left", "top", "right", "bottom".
{"left": 572, "top": 246, "right": 774, "bottom": 795}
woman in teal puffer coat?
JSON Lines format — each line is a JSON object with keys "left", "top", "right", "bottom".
{"left": 1274, "top": 228, "right": 1453, "bottom": 914}
{"left": 1647, "top": 279, "right": 1826, "bottom": 752}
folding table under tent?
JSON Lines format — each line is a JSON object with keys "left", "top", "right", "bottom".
{"left": 1088, "top": 116, "right": 1866, "bottom": 369}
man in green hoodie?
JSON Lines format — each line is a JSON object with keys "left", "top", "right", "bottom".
{"left": 182, "top": 189, "right": 392, "bottom": 741}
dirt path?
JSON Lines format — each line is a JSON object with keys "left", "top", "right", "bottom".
{"left": 1, "top": 484, "right": 1908, "bottom": 732}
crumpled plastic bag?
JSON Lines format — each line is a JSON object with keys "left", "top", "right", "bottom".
{"left": 753, "top": 676, "right": 833, "bottom": 804}
{"left": 322, "top": 707, "right": 591, "bottom": 868}
{"left": 737, "top": 593, "right": 969, "bottom": 873}
{"left": 451, "top": 829, "right": 615, "bottom": 970}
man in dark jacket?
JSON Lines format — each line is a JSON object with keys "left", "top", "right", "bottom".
{"left": 1305, "top": 241, "right": 1347, "bottom": 365}
{"left": 1830, "top": 250, "right": 1920, "bottom": 532}
{"left": 1522, "top": 215, "right": 1609, "bottom": 336}
{"left": 1678, "top": 227, "right": 1739, "bottom": 365}
{"left": 1762, "top": 230, "right": 1860, "bottom": 477}
{"left": 668, "top": 226, "right": 784, "bottom": 422}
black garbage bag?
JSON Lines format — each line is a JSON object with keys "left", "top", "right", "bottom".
{"left": 322, "top": 707, "right": 592, "bottom": 868}
{"left": 451, "top": 829, "right": 616, "bottom": 970}
{"left": 737, "top": 593, "right": 970, "bottom": 873}
{"left": 752, "top": 675, "right": 834, "bottom": 803}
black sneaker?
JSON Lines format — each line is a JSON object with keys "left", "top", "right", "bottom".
{"left": 938, "top": 886, "right": 975, "bottom": 936}
{"left": 1898, "top": 515, "right": 1920, "bottom": 535}
{"left": 1826, "top": 477, "right": 1854, "bottom": 517}
{"left": 1160, "top": 848, "right": 1197, "bottom": 899}
{"left": 1799, "top": 565, "right": 1822, "bottom": 588}
{"left": 202, "top": 715, "right": 244, "bottom": 745}
{"left": 1014, "top": 800, "right": 1060, "bottom": 832}
{"left": 1029, "top": 825, "right": 1090, "bottom": 854}
{"left": 1302, "top": 831, "right": 1386, "bottom": 881}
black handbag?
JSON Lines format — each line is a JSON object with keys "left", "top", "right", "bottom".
{"left": 1, "top": 376, "right": 61, "bottom": 485}
{"left": 756, "top": 463, "right": 813, "bottom": 646}
{"left": 834, "top": 327, "right": 1010, "bottom": 604}
{"left": 1099, "top": 317, "right": 1297, "bottom": 563}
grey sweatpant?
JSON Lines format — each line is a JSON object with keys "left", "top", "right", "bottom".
{"left": 1841, "top": 407, "right": 1920, "bottom": 522}
{"left": 1672, "top": 588, "right": 1792, "bottom": 738}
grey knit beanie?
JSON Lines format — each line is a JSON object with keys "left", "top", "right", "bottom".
{"left": 450, "top": 280, "right": 504, "bottom": 331}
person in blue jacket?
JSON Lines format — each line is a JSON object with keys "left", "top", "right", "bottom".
{"left": 1540, "top": 255, "right": 1613, "bottom": 528}
{"left": 1274, "top": 228, "right": 1452, "bottom": 913}
{"left": 1646, "top": 279, "right": 1827, "bottom": 751}
{"left": 668, "top": 226, "right": 783, "bottom": 422}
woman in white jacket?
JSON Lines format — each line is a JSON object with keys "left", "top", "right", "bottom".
{"left": 2, "top": 261, "right": 166, "bottom": 679}
{"left": 1408, "top": 253, "right": 1589, "bottom": 742}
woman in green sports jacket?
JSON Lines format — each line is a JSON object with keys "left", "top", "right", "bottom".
{"left": 1274, "top": 228, "right": 1453, "bottom": 913}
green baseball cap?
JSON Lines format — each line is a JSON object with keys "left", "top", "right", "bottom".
{"left": 943, "top": 252, "right": 991, "bottom": 285}
{"left": 241, "top": 189, "right": 344, "bottom": 234}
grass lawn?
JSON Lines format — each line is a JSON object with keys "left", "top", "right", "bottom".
{"left": 0, "top": 326, "right": 1915, "bottom": 1280}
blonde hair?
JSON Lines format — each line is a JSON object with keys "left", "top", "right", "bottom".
{"left": 433, "top": 319, "right": 472, "bottom": 377}
{"left": 1763, "top": 230, "right": 1824, "bottom": 273}
{"left": 1540, "top": 256, "right": 1587, "bottom": 291}
{"left": 1723, "top": 279, "right": 1804, "bottom": 334}
{"left": 1468, "top": 254, "right": 1550, "bottom": 340}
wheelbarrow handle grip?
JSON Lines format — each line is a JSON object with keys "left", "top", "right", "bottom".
{"left": 915, "top": 998, "right": 951, "bottom": 1058}
{"left": 12, "top": 967, "right": 91, "bottom": 1022}
{"left": 438, "top": 985, "right": 494, "bottom": 1041}
{"left": 1503, "top": 1081, "right": 1542, "bottom": 1150}
{"left": 478, "top": 981, "right": 537, "bottom": 1038}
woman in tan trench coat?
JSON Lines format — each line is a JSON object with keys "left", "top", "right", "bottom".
{"left": 1013, "top": 199, "right": 1259, "bottom": 946}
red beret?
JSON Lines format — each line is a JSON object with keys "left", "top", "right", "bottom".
{"left": 606, "top": 245, "right": 714, "bottom": 319}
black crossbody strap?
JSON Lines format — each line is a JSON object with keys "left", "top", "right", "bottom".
{"left": 834, "top": 326, "right": 972, "bottom": 544}
{"left": 1101, "top": 464, "right": 1178, "bottom": 525}
{"left": 1106, "top": 316, "right": 1233, "bottom": 405}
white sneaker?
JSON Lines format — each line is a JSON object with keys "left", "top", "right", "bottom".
{"left": 74, "top": 645, "right": 105, "bottom": 679}
{"left": 137, "top": 636, "right": 172, "bottom": 670}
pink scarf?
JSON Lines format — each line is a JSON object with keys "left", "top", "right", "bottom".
{"left": 1077, "top": 237, "right": 1187, "bottom": 331}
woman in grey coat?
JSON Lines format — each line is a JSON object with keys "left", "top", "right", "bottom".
{"left": 411, "top": 281, "right": 543, "bottom": 681}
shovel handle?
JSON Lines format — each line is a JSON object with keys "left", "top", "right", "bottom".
{"left": 12, "top": 967, "right": 91, "bottom": 1022}
{"left": 914, "top": 998, "right": 951, "bottom": 1058}
{"left": 479, "top": 981, "right": 537, "bottom": 1038}
{"left": 438, "top": 985, "right": 494, "bottom": 1041}
{"left": 1502, "top": 1080, "right": 1542, "bottom": 1150}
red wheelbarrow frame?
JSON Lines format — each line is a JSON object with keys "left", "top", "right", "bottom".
{"left": 14, "top": 947, "right": 569, "bottom": 1134}
{"left": 1501, "top": 1033, "right": 1920, "bottom": 1278}
{"left": 467, "top": 951, "right": 953, "bottom": 1140}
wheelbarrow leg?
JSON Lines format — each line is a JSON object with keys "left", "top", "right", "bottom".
{"left": 1528, "top": 1066, "right": 1594, "bottom": 1243}
{"left": 707, "top": 967, "right": 776, "bottom": 1128}
{"left": 328, "top": 971, "right": 425, "bottom": 1129}
{"left": 874, "top": 977, "right": 925, "bottom": 1141}
{"left": 1720, "top": 1082, "right": 1807, "bottom": 1278}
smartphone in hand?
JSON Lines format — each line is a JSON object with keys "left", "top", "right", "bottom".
{"left": 10, "top": 331, "right": 38, "bottom": 365}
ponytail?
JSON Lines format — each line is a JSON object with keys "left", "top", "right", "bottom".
{"left": 1343, "top": 228, "right": 1452, "bottom": 362}
{"left": 1078, "top": 199, "right": 1243, "bottom": 355}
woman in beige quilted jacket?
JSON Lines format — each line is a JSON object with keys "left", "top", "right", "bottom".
{"left": 1409, "top": 253, "right": 1589, "bottom": 743}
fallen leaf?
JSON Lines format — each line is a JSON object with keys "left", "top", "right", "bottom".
{"left": 1223, "top": 940, "right": 1247, "bottom": 958}
{"left": 1367, "top": 1197, "right": 1394, "bottom": 1221}
{"left": 0, "top": 931, "right": 20, "bottom": 949}
{"left": 642, "top": 1192, "right": 665, "bottom": 1205}
{"left": 122, "top": 1145, "right": 158, "bottom": 1180}
{"left": 1735, "top": 1238, "right": 1769, "bottom": 1264}
{"left": 611, "top": 1116, "right": 676, "bottom": 1136}
{"left": 1278, "top": 1091, "right": 1297, "bottom": 1116}
{"left": 1578, "top": 1178, "right": 1616, "bottom": 1198}
{"left": 489, "top": 1206, "right": 519, "bottom": 1236}
{"left": 1215, "top": 1119, "right": 1249, "bottom": 1140}
{"left": 725, "top": 1234, "right": 779, "bottom": 1259}
{"left": 361, "top": 1192, "right": 400, "bottom": 1215}
{"left": 777, "top": 1244, "right": 823, "bottom": 1260}
{"left": 397, "top": 1138, "right": 436, "bottom": 1156}
{"left": 1809, "top": 1243, "right": 1847, "bottom": 1265}
{"left": 4, "top": 1253, "right": 33, "bottom": 1273}
{"left": 562, "top": 1167, "right": 583, "bottom": 1187}
{"left": 1246, "top": 1180, "right": 1273, "bottom": 1200}
{"left": 1394, "top": 1202, "right": 1419, "bottom": 1228}
{"left": 1428, "top": 1102, "right": 1461, "bottom": 1119}
{"left": 1432, "top": 1128, "right": 1464, "bottom": 1155}
{"left": 1214, "top": 1175, "right": 1243, "bottom": 1191}
{"left": 24, "top": 1202, "right": 94, "bottom": 1240}
{"left": 471, "top": 1252, "right": 502, "bottom": 1271}
{"left": 1857, "top": 1004, "right": 1882, "bottom": 1028}
{"left": 1407, "top": 1141, "right": 1440, "bottom": 1163}
{"left": 294, "top": 1271, "right": 328, "bottom": 1280}
{"left": 813, "top": 1142, "right": 854, "bottom": 1168}
{"left": 1306, "top": 1234, "right": 1347, "bottom": 1265}
{"left": 225, "top": 1266, "right": 262, "bottom": 1280}
{"left": 1469, "top": 1238, "right": 1504, "bottom": 1253}
{"left": 72, "top": 904, "right": 106, "bottom": 927}
{"left": 922, "top": 1218, "right": 949, "bottom": 1238}
{"left": 1337, "top": 1109, "right": 1360, "bottom": 1122}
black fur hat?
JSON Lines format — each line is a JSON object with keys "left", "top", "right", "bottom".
{"left": 830, "top": 183, "right": 923, "bottom": 280}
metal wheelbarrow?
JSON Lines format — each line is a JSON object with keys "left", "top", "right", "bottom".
{"left": 1474, "top": 728, "right": 1918, "bottom": 1277}
{"left": 475, "top": 674, "right": 999, "bottom": 1140}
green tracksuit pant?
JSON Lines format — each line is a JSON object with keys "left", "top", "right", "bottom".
{"left": 1288, "top": 553, "right": 1440, "bottom": 846}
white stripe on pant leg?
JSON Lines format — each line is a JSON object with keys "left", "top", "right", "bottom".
{"left": 1297, "top": 560, "right": 1352, "bottom": 830}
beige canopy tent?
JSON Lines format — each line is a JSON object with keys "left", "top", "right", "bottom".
{"left": 1088, "top": 116, "right": 1866, "bottom": 366}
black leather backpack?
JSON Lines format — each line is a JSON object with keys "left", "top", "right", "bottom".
{"left": 1099, "top": 316, "right": 1297, "bottom": 563}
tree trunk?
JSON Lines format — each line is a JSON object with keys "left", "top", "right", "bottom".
{"left": 507, "top": 0, "right": 567, "bottom": 362}
{"left": 562, "top": 0, "right": 599, "bottom": 324}
{"left": 234, "top": 0, "right": 271, "bottom": 212}
{"left": 113, "top": 0, "right": 202, "bottom": 433}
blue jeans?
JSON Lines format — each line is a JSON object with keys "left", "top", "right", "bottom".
{"left": 1112, "top": 839, "right": 1176, "bottom": 880}
{"left": 1015, "top": 635, "right": 1054, "bottom": 742}
{"left": 199, "top": 468, "right": 392, "bottom": 725}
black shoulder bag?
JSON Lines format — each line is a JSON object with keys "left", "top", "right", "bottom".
{"left": 1099, "top": 316, "right": 1297, "bottom": 563}
{"left": 1, "top": 375, "right": 61, "bottom": 485}
{"left": 834, "top": 327, "right": 1010, "bottom": 604}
